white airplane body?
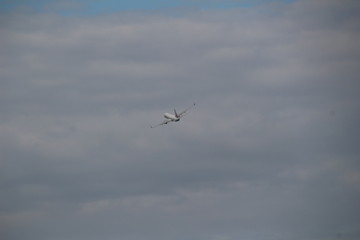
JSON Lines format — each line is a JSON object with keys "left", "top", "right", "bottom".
{"left": 151, "top": 103, "right": 195, "bottom": 128}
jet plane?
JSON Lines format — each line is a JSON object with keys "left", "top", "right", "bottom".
{"left": 150, "top": 103, "right": 195, "bottom": 128}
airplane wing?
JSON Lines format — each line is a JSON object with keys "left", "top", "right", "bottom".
{"left": 150, "top": 119, "right": 172, "bottom": 128}
{"left": 178, "top": 102, "right": 196, "bottom": 118}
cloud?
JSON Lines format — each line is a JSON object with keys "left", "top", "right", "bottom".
{"left": 1, "top": 0, "right": 360, "bottom": 239}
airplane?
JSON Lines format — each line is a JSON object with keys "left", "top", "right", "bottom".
{"left": 150, "top": 103, "right": 196, "bottom": 128}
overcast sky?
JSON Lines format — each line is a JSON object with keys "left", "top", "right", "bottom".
{"left": 1, "top": 0, "right": 360, "bottom": 240}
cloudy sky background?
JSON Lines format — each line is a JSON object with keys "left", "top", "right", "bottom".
{"left": 1, "top": 0, "right": 360, "bottom": 240}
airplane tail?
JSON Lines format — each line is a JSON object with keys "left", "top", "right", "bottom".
{"left": 174, "top": 109, "right": 179, "bottom": 118}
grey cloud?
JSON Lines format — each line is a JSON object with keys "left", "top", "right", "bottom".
{"left": 1, "top": 0, "right": 360, "bottom": 240}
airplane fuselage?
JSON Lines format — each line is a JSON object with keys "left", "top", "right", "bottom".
{"left": 164, "top": 113, "right": 180, "bottom": 121}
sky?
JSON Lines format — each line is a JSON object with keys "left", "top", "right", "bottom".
{"left": 1, "top": 0, "right": 360, "bottom": 240}
{"left": 0, "top": 0, "right": 295, "bottom": 14}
